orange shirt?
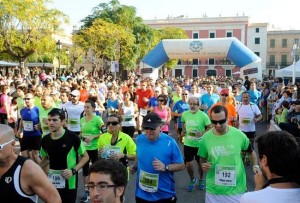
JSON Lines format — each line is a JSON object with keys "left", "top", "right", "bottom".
{"left": 80, "top": 89, "right": 90, "bottom": 102}
{"left": 136, "top": 88, "right": 153, "bottom": 108}
{"left": 227, "top": 95, "right": 236, "bottom": 106}
{"left": 208, "top": 102, "right": 237, "bottom": 126}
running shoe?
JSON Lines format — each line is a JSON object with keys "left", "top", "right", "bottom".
{"left": 80, "top": 190, "right": 90, "bottom": 202}
{"left": 198, "top": 179, "right": 205, "bottom": 190}
{"left": 187, "top": 178, "right": 197, "bottom": 192}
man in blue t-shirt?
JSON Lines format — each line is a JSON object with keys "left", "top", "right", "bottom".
{"left": 132, "top": 112, "right": 185, "bottom": 202}
{"left": 200, "top": 83, "right": 220, "bottom": 114}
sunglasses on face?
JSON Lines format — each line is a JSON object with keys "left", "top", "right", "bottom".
{"left": 143, "top": 126, "right": 157, "bottom": 130}
{"left": 211, "top": 118, "right": 227, "bottom": 125}
{"left": 221, "top": 94, "right": 228, "bottom": 97}
{"left": 107, "top": 121, "right": 119, "bottom": 126}
{"left": 158, "top": 99, "right": 165, "bottom": 102}
{"left": 23, "top": 98, "right": 32, "bottom": 101}
{"left": 0, "top": 139, "right": 14, "bottom": 150}
{"left": 182, "top": 93, "right": 188, "bottom": 96}
{"left": 70, "top": 95, "right": 77, "bottom": 98}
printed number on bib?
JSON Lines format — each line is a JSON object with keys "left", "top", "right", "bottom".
{"left": 23, "top": 121, "right": 34, "bottom": 131}
{"left": 105, "top": 145, "right": 121, "bottom": 158}
{"left": 139, "top": 170, "right": 159, "bottom": 193}
{"left": 215, "top": 165, "right": 236, "bottom": 186}
{"left": 48, "top": 169, "right": 65, "bottom": 189}
{"left": 242, "top": 118, "right": 251, "bottom": 125}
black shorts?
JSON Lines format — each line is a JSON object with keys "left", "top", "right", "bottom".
{"left": 82, "top": 149, "right": 98, "bottom": 176}
{"left": 173, "top": 116, "right": 178, "bottom": 123}
{"left": 177, "top": 128, "right": 182, "bottom": 134}
{"left": 243, "top": 131, "right": 256, "bottom": 139}
{"left": 20, "top": 136, "right": 41, "bottom": 151}
{"left": 57, "top": 188, "right": 77, "bottom": 203}
{"left": 184, "top": 145, "right": 200, "bottom": 163}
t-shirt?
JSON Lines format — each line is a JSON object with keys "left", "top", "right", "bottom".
{"left": 0, "top": 93, "right": 9, "bottom": 114}
{"left": 40, "top": 130, "right": 86, "bottom": 190}
{"left": 240, "top": 186, "right": 300, "bottom": 203}
{"left": 80, "top": 115, "right": 104, "bottom": 150}
{"left": 236, "top": 103, "right": 261, "bottom": 132}
{"left": 39, "top": 106, "right": 55, "bottom": 136}
{"left": 148, "top": 97, "right": 158, "bottom": 107}
{"left": 97, "top": 131, "right": 136, "bottom": 158}
{"left": 20, "top": 106, "right": 41, "bottom": 137}
{"left": 62, "top": 101, "right": 84, "bottom": 132}
{"left": 181, "top": 110, "right": 211, "bottom": 147}
{"left": 198, "top": 127, "right": 250, "bottom": 195}
{"left": 135, "top": 133, "right": 184, "bottom": 201}
{"left": 79, "top": 89, "right": 90, "bottom": 102}
{"left": 172, "top": 100, "right": 189, "bottom": 128}
{"left": 200, "top": 93, "right": 220, "bottom": 114}
{"left": 136, "top": 88, "right": 152, "bottom": 108}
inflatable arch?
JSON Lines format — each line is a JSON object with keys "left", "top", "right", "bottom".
{"left": 140, "top": 37, "right": 262, "bottom": 81}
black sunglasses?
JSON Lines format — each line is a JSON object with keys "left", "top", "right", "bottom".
{"left": 221, "top": 94, "right": 228, "bottom": 97}
{"left": 107, "top": 121, "right": 119, "bottom": 126}
{"left": 158, "top": 99, "right": 165, "bottom": 102}
{"left": 211, "top": 118, "right": 227, "bottom": 125}
{"left": 23, "top": 98, "right": 32, "bottom": 100}
{"left": 143, "top": 126, "right": 157, "bottom": 130}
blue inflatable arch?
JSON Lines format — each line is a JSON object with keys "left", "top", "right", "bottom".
{"left": 141, "top": 37, "right": 262, "bottom": 81}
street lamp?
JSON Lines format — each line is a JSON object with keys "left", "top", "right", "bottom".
{"left": 292, "top": 44, "right": 299, "bottom": 84}
{"left": 56, "top": 40, "right": 62, "bottom": 77}
{"left": 66, "top": 48, "right": 70, "bottom": 71}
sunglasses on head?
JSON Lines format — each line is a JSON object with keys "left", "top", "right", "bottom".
{"left": 107, "top": 121, "right": 119, "bottom": 126}
{"left": 211, "top": 118, "right": 227, "bottom": 125}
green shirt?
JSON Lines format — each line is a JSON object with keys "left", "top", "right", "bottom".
{"left": 172, "top": 95, "right": 182, "bottom": 104}
{"left": 80, "top": 115, "right": 104, "bottom": 150}
{"left": 17, "top": 97, "right": 25, "bottom": 117}
{"left": 97, "top": 131, "right": 136, "bottom": 157}
{"left": 279, "top": 108, "right": 288, "bottom": 124}
{"left": 181, "top": 110, "right": 211, "bottom": 147}
{"left": 39, "top": 106, "right": 55, "bottom": 136}
{"left": 198, "top": 127, "right": 250, "bottom": 195}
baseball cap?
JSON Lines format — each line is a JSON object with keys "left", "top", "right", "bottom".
{"left": 142, "top": 113, "right": 162, "bottom": 129}
{"left": 220, "top": 88, "right": 229, "bottom": 95}
{"left": 70, "top": 90, "right": 80, "bottom": 97}
{"left": 154, "top": 87, "right": 161, "bottom": 92}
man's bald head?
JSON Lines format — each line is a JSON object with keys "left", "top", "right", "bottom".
{"left": 0, "top": 124, "right": 14, "bottom": 142}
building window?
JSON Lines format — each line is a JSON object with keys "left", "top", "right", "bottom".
{"left": 209, "top": 32, "right": 215, "bottom": 38}
{"left": 254, "top": 52, "right": 260, "bottom": 56}
{"left": 225, "top": 70, "right": 231, "bottom": 76}
{"left": 192, "top": 59, "right": 199, "bottom": 65}
{"left": 295, "top": 38, "right": 299, "bottom": 46}
{"left": 208, "top": 58, "right": 215, "bottom": 65}
{"left": 255, "top": 38, "right": 260, "bottom": 44}
{"left": 192, "top": 69, "right": 198, "bottom": 77}
{"left": 282, "top": 39, "right": 287, "bottom": 48}
{"left": 177, "top": 60, "right": 182, "bottom": 65}
{"left": 270, "top": 39, "right": 275, "bottom": 48}
{"left": 269, "top": 55, "right": 275, "bottom": 66}
{"left": 281, "top": 54, "right": 287, "bottom": 66}
{"left": 192, "top": 32, "right": 199, "bottom": 39}
{"left": 206, "top": 69, "right": 217, "bottom": 76}
{"left": 226, "top": 32, "right": 232, "bottom": 37}
{"left": 255, "top": 28, "right": 259, "bottom": 33}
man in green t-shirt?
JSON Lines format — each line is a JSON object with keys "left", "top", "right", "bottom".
{"left": 181, "top": 97, "right": 212, "bottom": 192}
{"left": 198, "top": 105, "right": 259, "bottom": 203}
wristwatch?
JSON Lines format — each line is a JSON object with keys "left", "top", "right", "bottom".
{"left": 165, "top": 165, "right": 169, "bottom": 172}
{"left": 71, "top": 168, "right": 77, "bottom": 175}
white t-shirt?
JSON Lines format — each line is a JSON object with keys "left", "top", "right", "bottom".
{"left": 62, "top": 101, "right": 84, "bottom": 132}
{"left": 236, "top": 103, "right": 261, "bottom": 132}
{"left": 240, "top": 186, "right": 300, "bottom": 203}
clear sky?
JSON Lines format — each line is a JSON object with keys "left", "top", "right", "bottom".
{"left": 51, "top": 0, "right": 300, "bottom": 33}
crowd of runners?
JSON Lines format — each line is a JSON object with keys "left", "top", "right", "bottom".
{"left": 0, "top": 67, "right": 300, "bottom": 203}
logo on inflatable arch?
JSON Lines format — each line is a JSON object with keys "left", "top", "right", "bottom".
{"left": 189, "top": 41, "right": 203, "bottom": 52}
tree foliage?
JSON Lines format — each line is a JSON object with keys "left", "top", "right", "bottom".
{"left": 0, "top": 0, "right": 68, "bottom": 63}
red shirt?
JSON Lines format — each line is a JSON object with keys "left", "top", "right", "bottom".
{"left": 80, "top": 89, "right": 90, "bottom": 102}
{"left": 136, "top": 88, "right": 152, "bottom": 108}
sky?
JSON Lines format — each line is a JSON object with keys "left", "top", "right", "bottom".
{"left": 51, "top": 0, "right": 300, "bottom": 34}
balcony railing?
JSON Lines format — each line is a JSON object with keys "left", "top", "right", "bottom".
{"left": 266, "top": 62, "right": 290, "bottom": 68}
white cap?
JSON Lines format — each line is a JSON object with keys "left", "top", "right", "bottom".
{"left": 154, "top": 87, "right": 161, "bottom": 92}
{"left": 70, "top": 90, "right": 80, "bottom": 96}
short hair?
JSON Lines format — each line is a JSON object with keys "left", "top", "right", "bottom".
{"left": 89, "top": 159, "right": 128, "bottom": 200}
{"left": 48, "top": 108, "right": 66, "bottom": 121}
{"left": 256, "top": 131, "right": 300, "bottom": 183}
{"left": 210, "top": 105, "right": 228, "bottom": 118}
{"left": 188, "top": 97, "right": 200, "bottom": 105}
{"left": 108, "top": 113, "right": 122, "bottom": 123}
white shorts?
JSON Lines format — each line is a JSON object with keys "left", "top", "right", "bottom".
{"left": 205, "top": 193, "right": 243, "bottom": 203}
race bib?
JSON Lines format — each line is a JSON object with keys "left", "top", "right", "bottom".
{"left": 68, "top": 118, "right": 78, "bottom": 126}
{"left": 48, "top": 169, "right": 65, "bottom": 189}
{"left": 139, "top": 170, "right": 159, "bottom": 193}
{"left": 104, "top": 145, "right": 121, "bottom": 158}
{"left": 82, "top": 134, "right": 92, "bottom": 147}
{"left": 124, "top": 115, "right": 133, "bottom": 121}
{"left": 215, "top": 165, "right": 236, "bottom": 186}
{"left": 242, "top": 118, "right": 251, "bottom": 125}
{"left": 23, "top": 121, "right": 34, "bottom": 131}
{"left": 187, "top": 130, "right": 199, "bottom": 140}
{"left": 139, "top": 108, "right": 147, "bottom": 116}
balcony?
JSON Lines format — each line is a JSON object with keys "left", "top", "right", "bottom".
{"left": 266, "top": 62, "right": 290, "bottom": 69}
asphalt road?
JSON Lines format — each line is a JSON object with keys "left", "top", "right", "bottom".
{"left": 34, "top": 120, "right": 269, "bottom": 203}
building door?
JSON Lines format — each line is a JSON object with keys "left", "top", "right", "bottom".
{"left": 192, "top": 69, "right": 198, "bottom": 78}
{"left": 175, "top": 69, "right": 182, "bottom": 77}
{"left": 206, "top": 69, "right": 217, "bottom": 76}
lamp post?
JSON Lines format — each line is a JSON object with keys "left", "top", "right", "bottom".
{"left": 66, "top": 48, "right": 70, "bottom": 72}
{"left": 292, "top": 44, "right": 299, "bottom": 84}
{"left": 56, "top": 40, "right": 62, "bottom": 77}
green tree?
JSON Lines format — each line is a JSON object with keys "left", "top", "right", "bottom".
{"left": 0, "top": 0, "right": 68, "bottom": 66}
